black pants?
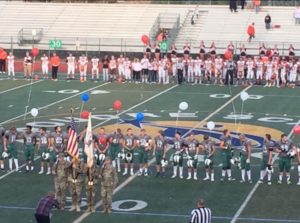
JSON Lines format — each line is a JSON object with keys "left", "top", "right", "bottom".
{"left": 52, "top": 66, "right": 58, "bottom": 79}
{"left": 0, "top": 59, "right": 5, "bottom": 72}
{"left": 240, "top": 0, "right": 245, "bottom": 9}
{"left": 177, "top": 69, "right": 183, "bottom": 84}
{"left": 35, "top": 214, "right": 50, "bottom": 223}
{"left": 225, "top": 70, "right": 234, "bottom": 85}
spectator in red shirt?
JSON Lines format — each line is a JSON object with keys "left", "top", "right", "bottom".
{"left": 35, "top": 191, "right": 59, "bottom": 223}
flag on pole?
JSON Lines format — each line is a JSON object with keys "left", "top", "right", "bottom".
{"left": 84, "top": 112, "right": 94, "bottom": 168}
{"left": 67, "top": 117, "right": 79, "bottom": 159}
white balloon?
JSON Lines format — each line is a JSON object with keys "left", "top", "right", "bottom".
{"left": 30, "top": 108, "right": 39, "bottom": 117}
{"left": 179, "top": 102, "right": 188, "bottom": 111}
{"left": 240, "top": 91, "right": 249, "bottom": 102}
{"left": 207, "top": 121, "right": 215, "bottom": 130}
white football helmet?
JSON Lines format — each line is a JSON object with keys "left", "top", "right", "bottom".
{"left": 42, "top": 152, "right": 50, "bottom": 160}
{"left": 2, "top": 151, "right": 8, "bottom": 159}
{"left": 161, "top": 158, "right": 168, "bottom": 167}
{"left": 94, "top": 153, "right": 99, "bottom": 160}
{"left": 267, "top": 165, "right": 274, "bottom": 174}
{"left": 117, "top": 152, "right": 125, "bottom": 160}
{"left": 187, "top": 159, "right": 194, "bottom": 168}
{"left": 173, "top": 154, "right": 180, "bottom": 163}
{"left": 98, "top": 154, "right": 106, "bottom": 162}
{"left": 204, "top": 158, "right": 212, "bottom": 167}
{"left": 230, "top": 157, "right": 240, "bottom": 166}
{"left": 126, "top": 152, "right": 133, "bottom": 162}
{"left": 287, "top": 150, "right": 296, "bottom": 159}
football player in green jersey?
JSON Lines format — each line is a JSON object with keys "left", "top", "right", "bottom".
{"left": 258, "top": 134, "right": 274, "bottom": 185}
{"left": 153, "top": 130, "right": 167, "bottom": 177}
{"left": 122, "top": 128, "right": 137, "bottom": 176}
{"left": 239, "top": 134, "right": 252, "bottom": 183}
{"left": 219, "top": 129, "right": 234, "bottom": 181}
{"left": 201, "top": 135, "right": 215, "bottom": 181}
{"left": 137, "top": 129, "right": 152, "bottom": 176}
{"left": 274, "top": 134, "right": 297, "bottom": 184}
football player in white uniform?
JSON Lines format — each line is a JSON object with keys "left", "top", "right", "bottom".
{"left": 66, "top": 53, "right": 76, "bottom": 80}
{"left": 91, "top": 56, "right": 99, "bottom": 80}
{"left": 78, "top": 54, "right": 88, "bottom": 82}
{"left": 7, "top": 52, "right": 15, "bottom": 79}
{"left": 41, "top": 54, "right": 49, "bottom": 79}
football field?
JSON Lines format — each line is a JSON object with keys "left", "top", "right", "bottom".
{"left": 0, "top": 74, "right": 300, "bottom": 223}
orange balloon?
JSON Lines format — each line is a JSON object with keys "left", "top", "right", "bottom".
{"left": 156, "top": 33, "right": 163, "bottom": 42}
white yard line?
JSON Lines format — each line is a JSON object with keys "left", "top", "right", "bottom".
{"left": 230, "top": 119, "right": 299, "bottom": 223}
{"left": 0, "top": 80, "right": 43, "bottom": 94}
{"left": 74, "top": 85, "right": 252, "bottom": 223}
{"left": 0, "top": 82, "right": 110, "bottom": 125}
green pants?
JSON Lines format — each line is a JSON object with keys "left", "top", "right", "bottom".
{"left": 0, "top": 144, "right": 3, "bottom": 160}
{"left": 260, "top": 154, "right": 268, "bottom": 170}
{"left": 138, "top": 148, "right": 149, "bottom": 164}
{"left": 50, "top": 150, "right": 57, "bottom": 162}
{"left": 240, "top": 154, "right": 250, "bottom": 171}
{"left": 7, "top": 144, "right": 18, "bottom": 159}
{"left": 221, "top": 150, "right": 232, "bottom": 170}
{"left": 155, "top": 150, "right": 163, "bottom": 165}
{"left": 278, "top": 156, "right": 291, "bottom": 172}
{"left": 108, "top": 145, "right": 120, "bottom": 160}
{"left": 24, "top": 145, "right": 35, "bottom": 161}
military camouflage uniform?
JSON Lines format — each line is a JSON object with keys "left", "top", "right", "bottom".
{"left": 85, "top": 164, "right": 99, "bottom": 212}
{"left": 101, "top": 163, "right": 118, "bottom": 213}
{"left": 68, "top": 160, "right": 85, "bottom": 212}
{"left": 53, "top": 156, "right": 70, "bottom": 210}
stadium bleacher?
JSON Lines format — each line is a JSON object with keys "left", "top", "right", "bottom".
{"left": 0, "top": 1, "right": 299, "bottom": 55}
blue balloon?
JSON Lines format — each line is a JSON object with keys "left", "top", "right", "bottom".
{"left": 136, "top": 112, "right": 144, "bottom": 122}
{"left": 81, "top": 93, "right": 89, "bottom": 102}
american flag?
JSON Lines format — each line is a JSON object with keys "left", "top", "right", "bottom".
{"left": 67, "top": 117, "right": 79, "bottom": 159}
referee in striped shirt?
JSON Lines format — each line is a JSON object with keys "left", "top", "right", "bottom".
{"left": 189, "top": 199, "right": 212, "bottom": 223}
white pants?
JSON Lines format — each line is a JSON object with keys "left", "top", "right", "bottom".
{"left": 247, "top": 69, "right": 254, "bottom": 79}
{"left": 118, "top": 67, "right": 125, "bottom": 76}
{"left": 103, "top": 68, "right": 109, "bottom": 81}
{"left": 289, "top": 72, "right": 297, "bottom": 82}
{"left": 280, "top": 73, "right": 286, "bottom": 83}
{"left": 158, "top": 68, "right": 166, "bottom": 84}
{"left": 265, "top": 71, "right": 272, "bottom": 81}
{"left": 125, "top": 69, "right": 131, "bottom": 80}
{"left": 194, "top": 68, "right": 201, "bottom": 77}
{"left": 172, "top": 65, "right": 177, "bottom": 77}
{"left": 187, "top": 68, "right": 194, "bottom": 82}
{"left": 80, "top": 65, "right": 87, "bottom": 77}
{"left": 92, "top": 66, "right": 99, "bottom": 79}
{"left": 7, "top": 64, "right": 14, "bottom": 76}
{"left": 68, "top": 64, "right": 75, "bottom": 75}
{"left": 42, "top": 64, "right": 48, "bottom": 75}
{"left": 256, "top": 70, "right": 262, "bottom": 79}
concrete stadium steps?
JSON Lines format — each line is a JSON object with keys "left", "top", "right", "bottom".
{"left": 174, "top": 6, "right": 300, "bottom": 56}
{"left": 0, "top": 2, "right": 190, "bottom": 51}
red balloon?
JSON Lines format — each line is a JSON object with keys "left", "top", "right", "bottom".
{"left": 80, "top": 110, "right": 89, "bottom": 119}
{"left": 31, "top": 47, "right": 39, "bottom": 57}
{"left": 113, "top": 100, "right": 122, "bottom": 111}
{"left": 156, "top": 33, "right": 163, "bottom": 42}
{"left": 141, "top": 35, "right": 149, "bottom": 44}
{"left": 99, "top": 137, "right": 107, "bottom": 145}
{"left": 293, "top": 125, "right": 300, "bottom": 134}
{"left": 224, "top": 50, "right": 232, "bottom": 60}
